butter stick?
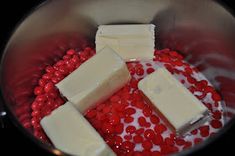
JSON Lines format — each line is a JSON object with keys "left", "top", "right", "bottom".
{"left": 96, "top": 24, "right": 155, "bottom": 61}
{"left": 40, "top": 102, "right": 116, "bottom": 156}
{"left": 56, "top": 47, "right": 130, "bottom": 113}
{"left": 138, "top": 68, "right": 209, "bottom": 135}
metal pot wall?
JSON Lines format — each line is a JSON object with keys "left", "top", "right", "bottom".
{"left": 1, "top": 0, "right": 235, "bottom": 155}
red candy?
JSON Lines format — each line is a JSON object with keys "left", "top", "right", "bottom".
{"left": 138, "top": 116, "right": 147, "bottom": 127}
{"left": 212, "top": 92, "right": 222, "bottom": 101}
{"left": 102, "top": 122, "right": 114, "bottom": 134}
{"left": 122, "top": 141, "right": 135, "bottom": 151}
{"left": 151, "top": 151, "right": 161, "bottom": 156}
{"left": 124, "top": 107, "right": 136, "bottom": 116}
{"left": 211, "top": 120, "right": 222, "bottom": 129}
{"left": 44, "top": 82, "right": 54, "bottom": 93}
{"left": 39, "top": 79, "right": 47, "bottom": 86}
{"left": 154, "top": 124, "right": 167, "bottom": 134}
{"left": 165, "top": 137, "right": 174, "bottom": 146}
{"left": 144, "top": 129, "right": 155, "bottom": 140}
{"left": 169, "top": 51, "right": 183, "bottom": 60}
{"left": 133, "top": 135, "right": 143, "bottom": 143}
{"left": 212, "top": 110, "right": 222, "bottom": 120}
{"left": 34, "top": 86, "right": 44, "bottom": 95}
{"left": 152, "top": 134, "right": 164, "bottom": 145}
{"left": 175, "top": 138, "right": 186, "bottom": 146}
{"left": 66, "top": 49, "right": 76, "bottom": 55}
{"left": 104, "top": 136, "right": 114, "bottom": 147}
{"left": 115, "top": 123, "right": 124, "bottom": 134}
{"left": 143, "top": 107, "right": 152, "bottom": 117}
{"left": 199, "top": 126, "right": 210, "bottom": 137}
{"left": 136, "top": 68, "right": 145, "bottom": 76}
{"left": 142, "top": 140, "right": 153, "bottom": 150}
{"left": 124, "top": 135, "right": 132, "bottom": 141}
{"left": 114, "top": 136, "right": 123, "bottom": 147}
{"left": 135, "top": 128, "right": 145, "bottom": 135}
{"left": 109, "top": 114, "right": 121, "bottom": 125}
{"left": 124, "top": 116, "right": 134, "bottom": 123}
{"left": 86, "top": 110, "right": 97, "bottom": 119}
{"left": 146, "top": 68, "right": 155, "bottom": 74}
{"left": 150, "top": 115, "right": 160, "bottom": 124}
{"left": 126, "top": 126, "right": 136, "bottom": 134}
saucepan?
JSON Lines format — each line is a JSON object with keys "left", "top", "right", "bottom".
{"left": 1, "top": 0, "right": 235, "bottom": 155}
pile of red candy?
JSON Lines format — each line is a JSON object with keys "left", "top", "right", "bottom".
{"left": 30, "top": 47, "right": 223, "bottom": 156}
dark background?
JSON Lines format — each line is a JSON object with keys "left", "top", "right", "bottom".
{"left": 0, "top": 0, "right": 235, "bottom": 155}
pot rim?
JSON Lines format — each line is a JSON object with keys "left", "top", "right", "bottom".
{"left": 0, "top": 0, "right": 234, "bottom": 155}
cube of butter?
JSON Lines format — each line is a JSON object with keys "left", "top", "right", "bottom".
{"left": 56, "top": 47, "right": 130, "bottom": 113}
{"left": 40, "top": 102, "right": 116, "bottom": 156}
{"left": 96, "top": 24, "right": 155, "bottom": 61}
{"left": 138, "top": 68, "right": 209, "bottom": 135}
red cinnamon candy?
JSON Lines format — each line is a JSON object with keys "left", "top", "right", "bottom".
{"left": 30, "top": 47, "right": 224, "bottom": 156}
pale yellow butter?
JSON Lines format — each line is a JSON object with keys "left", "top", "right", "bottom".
{"left": 40, "top": 102, "right": 116, "bottom": 156}
{"left": 138, "top": 68, "right": 209, "bottom": 135}
{"left": 56, "top": 47, "right": 130, "bottom": 113}
{"left": 96, "top": 24, "right": 155, "bottom": 61}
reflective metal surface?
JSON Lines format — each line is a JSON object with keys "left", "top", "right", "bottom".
{"left": 1, "top": 0, "right": 235, "bottom": 155}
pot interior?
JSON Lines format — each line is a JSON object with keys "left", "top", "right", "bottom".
{"left": 1, "top": 0, "right": 235, "bottom": 155}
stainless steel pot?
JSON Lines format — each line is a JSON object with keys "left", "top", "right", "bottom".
{"left": 1, "top": 0, "right": 235, "bottom": 155}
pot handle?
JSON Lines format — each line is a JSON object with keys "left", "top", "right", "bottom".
{"left": 0, "top": 102, "right": 7, "bottom": 128}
